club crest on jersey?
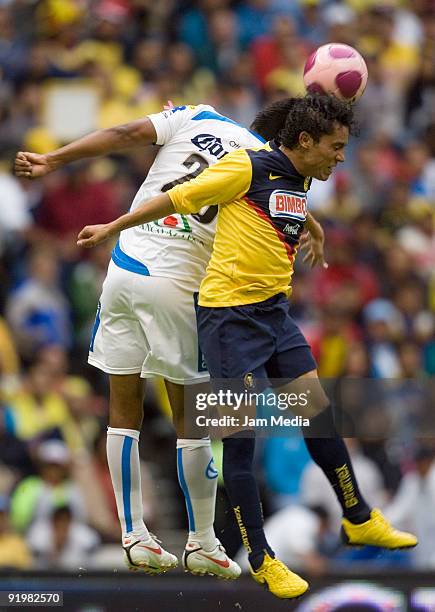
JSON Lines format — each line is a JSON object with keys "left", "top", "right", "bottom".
{"left": 269, "top": 190, "right": 307, "bottom": 221}
{"left": 170, "top": 105, "right": 195, "bottom": 113}
{"left": 191, "top": 134, "right": 227, "bottom": 159}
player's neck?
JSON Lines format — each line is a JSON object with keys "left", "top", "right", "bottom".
{"left": 279, "top": 144, "right": 309, "bottom": 178}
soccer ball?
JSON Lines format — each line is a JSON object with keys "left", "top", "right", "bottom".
{"left": 303, "top": 43, "right": 368, "bottom": 103}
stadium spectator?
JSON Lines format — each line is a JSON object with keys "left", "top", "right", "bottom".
{"left": 68, "top": 243, "right": 111, "bottom": 349}
{"left": 386, "top": 445, "right": 435, "bottom": 568}
{"left": 0, "top": 406, "right": 34, "bottom": 489}
{"left": 0, "top": 495, "right": 32, "bottom": 570}
{"left": 5, "top": 361, "right": 83, "bottom": 449}
{"left": 10, "top": 440, "right": 87, "bottom": 534}
{"left": 0, "top": 157, "right": 32, "bottom": 258}
{"left": 363, "top": 298, "right": 403, "bottom": 378}
{"left": 34, "top": 161, "right": 122, "bottom": 261}
{"left": 6, "top": 246, "right": 71, "bottom": 359}
{"left": 27, "top": 505, "right": 100, "bottom": 570}
{"left": 0, "top": 316, "right": 20, "bottom": 391}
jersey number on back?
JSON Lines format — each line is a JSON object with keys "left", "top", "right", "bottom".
{"left": 161, "top": 154, "right": 218, "bottom": 225}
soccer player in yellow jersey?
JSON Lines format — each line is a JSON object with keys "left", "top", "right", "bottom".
{"left": 78, "top": 95, "right": 417, "bottom": 599}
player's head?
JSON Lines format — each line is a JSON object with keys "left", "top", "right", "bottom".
{"left": 250, "top": 98, "right": 298, "bottom": 142}
{"left": 280, "top": 94, "right": 357, "bottom": 181}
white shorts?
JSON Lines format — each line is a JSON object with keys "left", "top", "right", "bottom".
{"left": 88, "top": 261, "right": 209, "bottom": 384}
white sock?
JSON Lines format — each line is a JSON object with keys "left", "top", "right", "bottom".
{"left": 177, "top": 438, "right": 218, "bottom": 551}
{"left": 107, "top": 427, "right": 149, "bottom": 541}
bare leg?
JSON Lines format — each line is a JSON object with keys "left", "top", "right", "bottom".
{"left": 109, "top": 373, "right": 146, "bottom": 429}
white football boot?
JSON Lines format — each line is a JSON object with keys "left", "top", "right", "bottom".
{"left": 182, "top": 539, "right": 241, "bottom": 579}
{"left": 123, "top": 533, "right": 178, "bottom": 574}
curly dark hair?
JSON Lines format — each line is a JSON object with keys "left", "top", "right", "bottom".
{"left": 279, "top": 95, "right": 358, "bottom": 149}
{"left": 250, "top": 98, "right": 298, "bottom": 142}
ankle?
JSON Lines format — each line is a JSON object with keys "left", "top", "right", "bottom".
{"left": 123, "top": 528, "right": 150, "bottom": 542}
{"left": 187, "top": 532, "right": 217, "bottom": 551}
{"left": 249, "top": 547, "right": 274, "bottom": 571}
{"left": 344, "top": 507, "right": 371, "bottom": 524}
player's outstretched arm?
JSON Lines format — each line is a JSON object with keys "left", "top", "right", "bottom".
{"left": 300, "top": 212, "right": 328, "bottom": 269}
{"left": 14, "top": 118, "right": 158, "bottom": 179}
{"left": 77, "top": 193, "right": 174, "bottom": 248}
{"left": 78, "top": 149, "right": 251, "bottom": 248}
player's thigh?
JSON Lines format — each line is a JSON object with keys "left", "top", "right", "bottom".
{"left": 196, "top": 302, "right": 274, "bottom": 381}
{"left": 134, "top": 277, "right": 208, "bottom": 384}
{"left": 88, "top": 262, "right": 150, "bottom": 375}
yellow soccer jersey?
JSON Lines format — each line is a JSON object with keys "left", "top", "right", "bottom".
{"left": 168, "top": 141, "right": 311, "bottom": 307}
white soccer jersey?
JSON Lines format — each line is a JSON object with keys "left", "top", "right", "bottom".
{"left": 115, "top": 104, "right": 264, "bottom": 288}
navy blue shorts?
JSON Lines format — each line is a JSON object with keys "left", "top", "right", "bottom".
{"left": 196, "top": 293, "right": 316, "bottom": 387}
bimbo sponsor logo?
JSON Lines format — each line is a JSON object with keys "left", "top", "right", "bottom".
{"left": 269, "top": 190, "right": 307, "bottom": 221}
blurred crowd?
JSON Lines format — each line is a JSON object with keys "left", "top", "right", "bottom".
{"left": 0, "top": 0, "right": 434, "bottom": 573}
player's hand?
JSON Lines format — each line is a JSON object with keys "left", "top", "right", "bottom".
{"left": 300, "top": 232, "right": 328, "bottom": 269}
{"left": 14, "top": 151, "right": 56, "bottom": 179}
{"left": 77, "top": 224, "right": 114, "bottom": 248}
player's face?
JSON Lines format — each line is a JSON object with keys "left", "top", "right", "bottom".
{"left": 307, "top": 122, "right": 349, "bottom": 181}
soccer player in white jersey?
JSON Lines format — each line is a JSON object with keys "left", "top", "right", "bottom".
{"left": 15, "top": 101, "right": 326, "bottom": 577}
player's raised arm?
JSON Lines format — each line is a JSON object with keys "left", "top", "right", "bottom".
{"left": 14, "top": 117, "right": 158, "bottom": 179}
{"left": 77, "top": 149, "right": 252, "bottom": 248}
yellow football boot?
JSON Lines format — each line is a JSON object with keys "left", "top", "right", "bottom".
{"left": 250, "top": 553, "right": 309, "bottom": 599}
{"left": 342, "top": 508, "right": 418, "bottom": 549}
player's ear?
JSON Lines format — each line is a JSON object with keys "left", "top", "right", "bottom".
{"left": 299, "top": 131, "right": 314, "bottom": 150}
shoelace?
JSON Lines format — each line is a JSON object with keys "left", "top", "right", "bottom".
{"left": 266, "top": 559, "right": 294, "bottom": 581}
{"left": 149, "top": 532, "right": 163, "bottom": 545}
{"left": 369, "top": 511, "right": 401, "bottom": 536}
{"left": 371, "top": 511, "right": 391, "bottom": 530}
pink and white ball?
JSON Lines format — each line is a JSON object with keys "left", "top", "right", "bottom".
{"left": 303, "top": 43, "right": 368, "bottom": 103}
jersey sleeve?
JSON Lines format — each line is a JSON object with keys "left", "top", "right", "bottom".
{"left": 167, "top": 149, "right": 252, "bottom": 214}
{"left": 148, "top": 104, "right": 205, "bottom": 145}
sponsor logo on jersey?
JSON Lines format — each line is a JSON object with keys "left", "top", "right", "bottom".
{"left": 191, "top": 134, "right": 227, "bottom": 159}
{"left": 283, "top": 222, "right": 301, "bottom": 236}
{"left": 269, "top": 190, "right": 307, "bottom": 221}
{"left": 153, "top": 214, "right": 192, "bottom": 232}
